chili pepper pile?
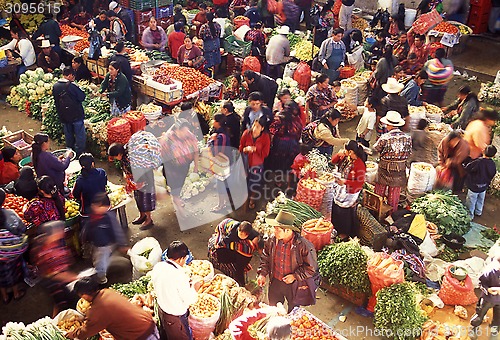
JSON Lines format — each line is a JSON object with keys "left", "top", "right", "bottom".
{"left": 3, "top": 194, "right": 29, "bottom": 224}
{"left": 154, "top": 65, "right": 215, "bottom": 97}
{"left": 433, "top": 21, "right": 459, "bottom": 34}
{"left": 60, "top": 25, "right": 90, "bottom": 52}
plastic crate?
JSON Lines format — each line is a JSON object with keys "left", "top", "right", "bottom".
{"left": 1, "top": 130, "right": 34, "bottom": 158}
{"left": 134, "top": 8, "right": 156, "bottom": 23}
{"left": 156, "top": 0, "right": 173, "bottom": 7}
{"left": 127, "top": 0, "right": 155, "bottom": 11}
{"left": 223, "top": 35, "right": 251, "bottom": 58}
{"left": 156, "top": 5, "right": 173, "bottom": 19}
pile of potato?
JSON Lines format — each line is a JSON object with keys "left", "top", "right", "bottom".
{"left": 190, "top": 293, "right": 221, "bottom": 318}
{"left": 198, "top": 274, "right": 238, "bottom": 299}
{"left": 57, "top": 316, "right": 83, "bottom": 333}
{"left": 187, "top": 260, "right": 213, "bottom": 279}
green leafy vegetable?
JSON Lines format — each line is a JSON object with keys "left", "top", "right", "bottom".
{"left": 139, "top": 248, "right": 153, "bottom": 258}
{"left": 411, "top": 190, "right": 471, "bottom": 236}
{"left": 374, "top": 282, "right": 427, "bottom": 340}
{"left": 111, "top": 275, "right": 151, "bottom": 298}
{"left": 318, "top": 240, "right": 370, "bottom": 293}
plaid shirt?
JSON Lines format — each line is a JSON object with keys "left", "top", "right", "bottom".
{"left": 373, "top": 129, "right": 412, "bottom": 161}
{"left": 273, "top": 235, "right": 295, "bottom": 280}
{"left": 244, "top": 29, "right": 266, "bottom": 49}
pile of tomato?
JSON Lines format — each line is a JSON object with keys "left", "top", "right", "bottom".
{"left": 3, "top": 194, "right": 29, "bottom": 224}
{"left": 290, "top": 314, "right": 340, "bottom": 340}
{"left": 433, "top": 21, "right": 459, "bottom": 34}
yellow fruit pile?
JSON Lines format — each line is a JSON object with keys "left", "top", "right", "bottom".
{"left": 65, "top": 200, "right": 80, "bottom": 220}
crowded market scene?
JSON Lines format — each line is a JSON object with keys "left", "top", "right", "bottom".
{"left": 0, "top": 0, "right": 500, "bottom": 338}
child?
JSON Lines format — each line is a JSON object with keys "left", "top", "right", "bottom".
{"left": 356, "top": 97, "right": 377, "bottom": 147}
{"left": 288, "top": 143, "right": 312, "bottom": 197}
{"left": 465, "top": 145, "right": 497, "bottom": 219}
{"left": 86, "top": 192, "right": 128, "bottom": 284}
{"left": 400, "top": 53, "right": 420, "bottom": 75}
{"left": 369, "top": 32, "right": 386, "bottom": 58}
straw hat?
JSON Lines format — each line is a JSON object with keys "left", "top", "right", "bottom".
{"left": 275, "top": 26, "right": 290, "bottom": 35}
{"left": 40, "top": 40, "right": 53, "bottom": 48}
{"left": 381, "top": 111, "right": 405, "bottom": 127}
{"left": 265, "top": 210, "right": 299, "bottom": 232}
{"left": 381, "top": 77, "right": 404, "bottom": 94}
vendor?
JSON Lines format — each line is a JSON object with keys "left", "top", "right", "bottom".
{"left": 437, "top": 130, "right": 470, "bottom": 192}
{"left": 244, "top": 22, "right": 267, "bottom": 57}
{"left": 380, "top": 77, "right": 409, "bottom": 132}
{"left": 89, "top": 10, "right": 110, "bottom": 32}
{"left": 72, "top": 56, "right": 92, "bottom": 82}
{"left": 305, "top": 74, "right": 338, "bottom": 122}
{"left": 421, "top": 48, "right": 454, "bottom": 106}
{"left": 177, "top": 36, "right": 205, "bottom": 70}
{"left": 192, "top": 3, "right": 208, "bottom": 37}
{"left": 266, "top": 25, "right": 291, "bottom": 79}
{"left": 393, "top": 31, "right": 410, "bottom": 62}
{"left": 318, "top": 28, "right": 346, "bottom": 83}
{"left": 208, "top": 219, "right": 259, "bottom": 286}
{"left": 341, "top": 29, "right": 363, "bottom": 54}
{"left": 24, "top": 175, "right": 65, "bottom": 231}
{"left": 108, "top": 143, "right": 155, "bottom": 230}
{"left": 14, "top": 167, "right": 38, "bottom": 200}
{"left": 330, "top": 140, "right": 367, "bottom": 239}
{"left": 401, "top": 70, "right": 428, "bottom": 107}
{"left": 141, "top": 17, "right": 167, "bottom": 52}
{"left": 167, "top": 22, "right": 186, "bottom": 62}
{"left": 0, "top": 147, "right": 21, "bottom": 185}
{"left": 68, "top": 276, "right": 159, "bottom": 339}
{"left": 100, "top": 61, "right": 132, "bottom": 116}
{"left": 313, "top": 109, "right": 349, "bottom": 157}
{"left": 407, "top": 31, "right": 429, "bottom": 70}
{"left": 109, "top": 42, "right": 132, "bottom": 85}
{"left": 32, "top": 13, "right": 62, "bottom": 56}
{"left": 72, "top": 154, "right": 107, "bottom": 216}
{"left": 31, "top": 133, "right": 71, "bottom": 193}
{"left": 37, "top": 40, "right": 61, "bottom": 73}
{"left": 70, "top": 5, "right": 91, "bottom": 30}
{"left": 0, "top": 26, "right": 36, "bottom": 76}
{"left": 373, "top": 111, "right": 412, "bottom": 213}
{"left": 442, "top": 85, "right": 479, "bottom": 130}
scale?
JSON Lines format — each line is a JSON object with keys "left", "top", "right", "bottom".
{"left": 140, "top": 60, "right": 166, "bottom": 76}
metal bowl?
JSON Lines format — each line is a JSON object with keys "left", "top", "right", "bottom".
{"left": 52, "top": 149, "right": 76, "bottom": 161}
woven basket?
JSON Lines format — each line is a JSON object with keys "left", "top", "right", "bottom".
{"left": 295, "top": 179, "right": 326, "bottom": 211}
{"left": 321, "top": 282, "right": 369, "bottom": 306}
{"left": 124, "top": 111, "right": 147, "bottom": 134}
{"left": 107, "top": 117, "right": 132, "bottom": 145}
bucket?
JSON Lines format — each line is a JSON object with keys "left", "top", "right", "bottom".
{"left": 19, "top": 156, "right": 32, "bottom": 167}
{"left": 405, "top": 9, "right": 417, "bottom": 28}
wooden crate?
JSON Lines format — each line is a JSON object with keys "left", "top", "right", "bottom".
{"left": 83, "top": 53, "right": 109, "bottom": 68}
{"left": 1, "top": 130, "right": 34, "bottom": 158}
{"left": 84, "top": 58, "right": 108, "bottom": 79}
{"left": 133, "top": 78, "right": 183, "bottom": 105}
{"left": 320, "top": 282, "right": 370, "bottom": 307}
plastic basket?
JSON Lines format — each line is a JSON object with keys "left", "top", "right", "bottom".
{"left": 339, "top": 66, "right": 356, "bottom": 79}
{"left": 156, "top": 5, "right": 173, "bottom": 19}
{"left": 124, "top": 111, "right": 147, "bottom": 134}
{"left": 128, "top": 0, "right": 155, "bottom": 11}
{"left": 134, "top": 8, "right": 156, "bottom": 23}
{"left": 223, "top": 35, "right": 252, "bottom": 58}
{"left": 156, "top": 0, "right": 173, "bottom": 7}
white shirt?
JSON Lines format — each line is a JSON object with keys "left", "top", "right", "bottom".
{"left": 214, "top": 18, "right": 226, "bottom": 38}
{"left": 1, "top": 38, "right": 36, "bottom": 67}
{"left": 150, "top": 260, "right": 198, "bottom": 316}
{"left": 356, "top": 107, "right": 376, "bottom": 140}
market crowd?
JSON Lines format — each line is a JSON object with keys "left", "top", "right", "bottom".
{"left": 0, "top": 0, "right": 500, "bottom": 339}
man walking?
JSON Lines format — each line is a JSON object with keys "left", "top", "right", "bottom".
{"left": 257, "top": 210, "right": 318, "bottom": 312}
{"left": 109, "top": 1, "right": 134, "bottom": 42}
{"left": 52, "top": 67, "right": 86, "bottom": 157}
{"left": 150, "top": 241, "right": 200, "bottom": 340}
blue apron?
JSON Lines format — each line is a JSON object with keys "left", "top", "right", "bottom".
{"left": 323, "top": 45, "right": 344, "bottom": 82}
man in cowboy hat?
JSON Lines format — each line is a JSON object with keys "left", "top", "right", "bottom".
{"left": 36, "top": 39, "right": 60, "bottom": 73}
{"left": 265, "top": 26, "right": 292, "bottom": 80}
{"left": 372, "top": 111, "right": 412, "bottom": 212}
{"left": 257, "top": 210, "right": 318, "bottom": 312}
{"left": 379, "top": 77, "right": 410, "bottom": 133}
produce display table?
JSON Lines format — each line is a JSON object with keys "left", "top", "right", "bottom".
{"left": 132, "top": 75, "right": 183, "bottom": 106}
{"left": 111, "top": 196, "right": 133, "bottom": 230}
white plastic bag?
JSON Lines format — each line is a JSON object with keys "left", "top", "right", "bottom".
{"left": 189, "top": 293, "right": 221, "bottom": 340}
{"left": 365, "top": 161, "right": 378, "bottom": 184}
{"left": 419, "top": 231, "right": 438, "bottom": 257}
{"left": 53, "top": 309, "right": 85, "bottom": 335}
{"left": 128, "top": 237, "right": 162, "bottom": 280}
{"left": 347, "top": 45, "right": 364, "bottom": 71}
{"left": 407, "top": 162, "right": 436, "bottom": 196}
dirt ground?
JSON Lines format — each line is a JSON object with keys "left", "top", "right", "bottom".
{"left": 1, "top": 41, "right": 499, "bottom": 338}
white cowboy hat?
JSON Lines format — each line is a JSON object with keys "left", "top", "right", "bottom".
{"left": 109, "top": 1, "right": 119, "bottom": 10}
{"left": 381, "top": 111, "right": 405, "bottom": 127}
{"left": 40, "top": 40, "right": 53, "bottom": 48}
{"left": 382, "top": 77, "right": 404, "bottom": 94}
{"left": 275, "top": 26, "right": 290, "bottom": 35}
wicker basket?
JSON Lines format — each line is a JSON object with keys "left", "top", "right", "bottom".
{"left": 295, "top": 179, "right": 326, "bottom": 211}
{"left": 321, "top": 282, "right": 369, "bottom": 306}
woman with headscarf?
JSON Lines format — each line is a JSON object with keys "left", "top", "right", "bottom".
{"left": 422, "top": 48, "right": 454, "bottom": 106}
{"left": 268, "top": 101, "right": 303, "bottom": 188}
{"left": 330, "top": 141, "right": 367, "bottom": 239}
{"left": 100, "top": 61, "right": 132, "bottom": 116}
{"left": 14, "top": 166, "right": 38, "bottom": 200}
{"left": 199, "top": 12, "right": 222, "bottom": 75}
{"left": 159, "top": 120, "right": 199, "bottom": 211}
{"left": 30, "top": 220, "right": 77, "bottom": 316}
{"left": 24, "top": 176, "right": 65, "bottom": 233}
{"left": 108, "top": 143, "right": 156, "bottom": 229}
{"left": 72, "top": 153, "right": 108, "bottom": 216}
{"left": 0, "top": 189, "right": 28, "bottom": 304}
{"left": 312, "top": 109, "right": 349, "bottom": 157}
{"left": 31, "top": 133, "right": 71, "bottom": 193}
{"left": 0, "top": 147, "right": 21, "bottom": 185}
{"left": 371, "top": 44, "right": 399, "bottom": 101}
